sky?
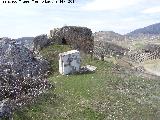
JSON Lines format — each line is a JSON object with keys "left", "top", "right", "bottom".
{"left": 0, "top": 0, "right": 160, "bottom": 38}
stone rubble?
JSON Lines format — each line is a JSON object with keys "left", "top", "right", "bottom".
{"left": 0, "top": 38, "right": 52, "bottom": 119}
{"left": 80, "top": 65, "right": 97, "bottom": 73}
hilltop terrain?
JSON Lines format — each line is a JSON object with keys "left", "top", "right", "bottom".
{"left": 1, "top": 23, "right": 160, "bottom": 119}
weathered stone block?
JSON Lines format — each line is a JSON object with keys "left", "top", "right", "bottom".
{"left": 59, "top": 50, "right": 80, "bottom": 75}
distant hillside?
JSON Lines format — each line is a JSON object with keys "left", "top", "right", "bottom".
{"left": 16, "top": 37, "right": 34, "bottom": 42}
{"left": 127, "top": 23, "right": 160, "bottom": 36}
{"left": 94, "top": 31, "right": 124, "bottom": 42}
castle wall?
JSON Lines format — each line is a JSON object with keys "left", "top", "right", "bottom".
{"left": 50, "top": 26, "right": 93, "bottom": 54}
{"left": 127, "top": 44, "right": 160, "bottom": 63}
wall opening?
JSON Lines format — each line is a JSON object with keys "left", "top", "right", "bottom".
{"left": 145, "top": 50, "right": 150, "bottom": 53}
{"left": 62, "top": 38, "right": 67, "bottom": 45}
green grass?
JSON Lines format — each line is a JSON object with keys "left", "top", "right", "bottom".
{"left": 13, "top": 45, "right": 160, "bottom": 120}
{"left": 104, "top": 57, "right": 117, "bottom": 64}
{"left": 134, "top": 43, "right": 145, "bottom": 49}
{"left": 40, "top": 45, "right": 72, "bottom": 73}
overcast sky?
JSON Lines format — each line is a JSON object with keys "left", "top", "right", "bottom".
{"left": 0, "top": 0, "right": 160, "bottom": 38}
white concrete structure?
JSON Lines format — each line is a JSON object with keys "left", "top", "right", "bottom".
{"left": 59, "top": 50, "right": 80, "bottom": 75}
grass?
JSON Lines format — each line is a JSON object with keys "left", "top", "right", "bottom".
{"left": 104, "top": 57, "right": 117, "bottom": 64}
{"left": 13, "top": 45, "right": 160, "bottom": 120}
{"left": 39, "top": 45, "right": 72, "bottom": 73}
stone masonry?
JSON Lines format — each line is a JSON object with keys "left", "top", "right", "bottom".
{"left": 127, "top": 44, "right": 160, "bottom": 63}
{"left": 49, "top": 26, "right": 93, "bottom": 53}
{"left": 59, "top": 50, "right": 80, "bottom": 75}
{"left": 93, "top": 31, "right": 129, "bottom": 60}
{"left": 94, "top": 40, "right": 129, "bottom": 59}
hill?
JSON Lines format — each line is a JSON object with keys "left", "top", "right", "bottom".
{"left": 94, "top": 31, "right": 124, "bottom": 42}
{"left": 127, "top": 22, "right": 160, "bottom": 36}
{"left": 13, "top": 44, "right": 160, "bottom": 120}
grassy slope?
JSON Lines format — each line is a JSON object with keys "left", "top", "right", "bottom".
{"left": 13, "top": 45, "right": 160, "bottom": 120}
{"left": 143, "top": 59, "right": 160, "bottom": 76}
{"left": 39, "top": 45, "right": 72, "bottom": 73}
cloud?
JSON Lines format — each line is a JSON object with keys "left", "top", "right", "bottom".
{"left": 142, "top": 6, "right": 160, "bottom": 14}
{"left": 0, "top": 0, "right": 160, "bottom": 38}
{"left": 82, "top": 0, "right": 141, "bottom": 11}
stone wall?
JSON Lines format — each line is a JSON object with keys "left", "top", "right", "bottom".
{"left": 94, "top": 40, "right": 129, "bottom": 59}
{"left": 93, "top": 31, "right": 129, "bottom": 60}
{"left": 49, "top": 26, "right": 93, "bottom": 53}
{"left": 127, "top": 44, "right": 160, "bottom": 63}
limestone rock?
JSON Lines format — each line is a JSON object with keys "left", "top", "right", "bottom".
{"left": 59, "top": 50, "right": 80, "bottom": 75}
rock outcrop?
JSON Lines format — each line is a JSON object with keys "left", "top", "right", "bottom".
{"left": 0, "top": 38, "right": 52, "bottom": 118}
{"left": 49, "top": 26, "right": 93, "bottom": 53}
{"left": 33, "top": 34, "right": 51, "bottom": 51}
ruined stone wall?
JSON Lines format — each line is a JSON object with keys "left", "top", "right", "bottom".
{"left": 94, "top": 40, "right": 129, "bottom": 59}
{"left": 127, "top": 44, "right": 160, "bottom": 63}
{"left": 49, "top": 26, "right": 93, "bottom": 53}
{"left": 93, "top": 31, "right": 129, "bottom": 59}
{"left": 128, "top": 51, "right": 159, "bottom": 63}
